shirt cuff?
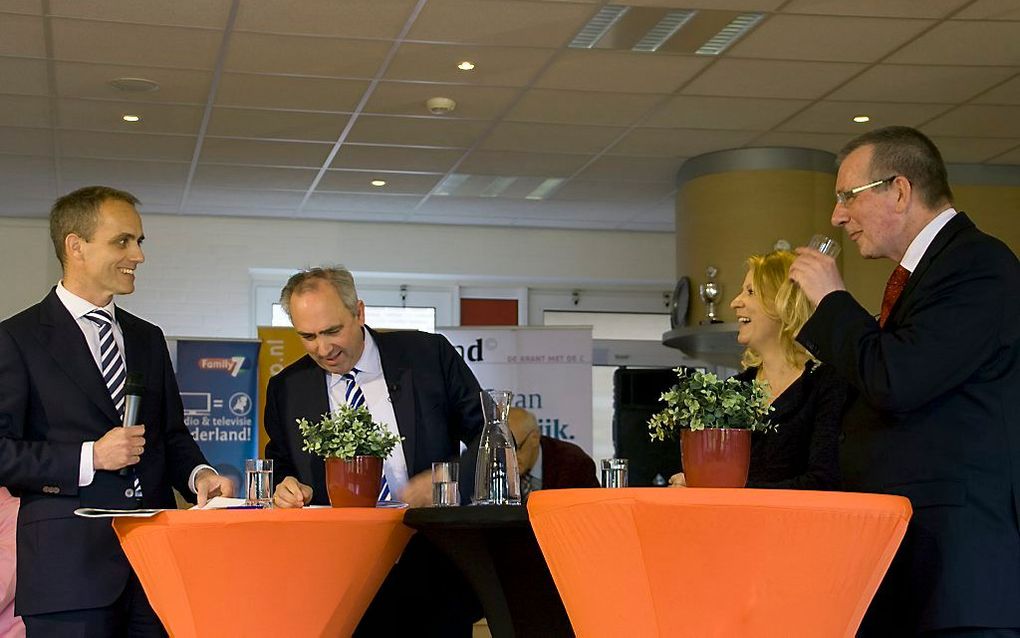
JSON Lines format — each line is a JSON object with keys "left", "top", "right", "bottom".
{"left": 188, "top": 464, "right": 217, "bottom": 494}
{"left": 79, "top": 442, "right": 95, "bottom": 487}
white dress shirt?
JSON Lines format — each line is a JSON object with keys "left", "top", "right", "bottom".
{"left": 55, "top": 282, "right": 211, "bottom": 493}
{"left": 900, "top": 207, "right": 957, "bottom": 273}
{"left": 326, "top": 328, "right": 409, "bottom": 496}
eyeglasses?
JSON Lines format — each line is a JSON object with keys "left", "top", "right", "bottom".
{"left": 835, "top": 175, "right": 898, "bottom": 206}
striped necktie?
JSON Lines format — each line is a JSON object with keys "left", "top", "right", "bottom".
{"left": 341, "top": 369, "right": 390, "bottom": 501}
{"left": 84, "top": 309, "right": 143, "bottom": 499}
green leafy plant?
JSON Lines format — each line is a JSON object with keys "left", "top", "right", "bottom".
{"left": 648, "top": 368, "right": 774, "bottom": 441}
{"left": 297, "top": 404, "right": 403, "bottom": 460}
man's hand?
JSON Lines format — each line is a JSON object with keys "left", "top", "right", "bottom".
{"left": 789, "top": 247, "right": 847, "bottom": 307}
{"left": 397, "top": 471, "right": 432, "bottom": 508}
{"left": 273, "top": 476, "right": 313, "bottom": 509}
{"left": 668, "top": 472, "right": 687, "bottom": 488}
{"left": 93, "top": 425, "right": 145, "bottom": 471}
{"left": 195, "top": 469, "right": 235, "bottom": 508}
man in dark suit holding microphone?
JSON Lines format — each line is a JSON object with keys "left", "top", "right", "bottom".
{"left": 790, "top": 127, "right": 1020, "bottom": 637}
{"left": 0, "top": 186, "right": 234, "bottom": 637}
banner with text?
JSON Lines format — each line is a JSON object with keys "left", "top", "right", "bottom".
{"left": 256, "top": 326, "right": 307, "bottom": 456}
{"left": 439, "top": 327, "right": 593, "bottom": 455}
{"left": 176, "top": 339, "right": 261, "bottom": 488}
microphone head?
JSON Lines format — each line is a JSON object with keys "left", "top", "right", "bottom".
{"left": 125, "top": 372, "right": 146, "bottom": 397}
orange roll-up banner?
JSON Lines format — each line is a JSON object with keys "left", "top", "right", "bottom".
{"left": 256, "top": 326, "right": 305, "bottom": 456}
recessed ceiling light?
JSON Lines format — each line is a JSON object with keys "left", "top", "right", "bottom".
{"left": 457, "top": 61, "right": 475, "bottom": 71}
{"left": 570, "top": 5, "right": 629, "bottom": 49}
{"left": 852, "top": 115, "right": 871, "bottom": 123}
{"left": 371, "top": 179, "right": 386, "bottom": 187}
{"left": 122, "top": 115, "right": 140, "bottom": 122}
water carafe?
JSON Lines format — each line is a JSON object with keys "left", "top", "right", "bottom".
{"left": 472, "top": 389, "right": 521, "bottom": 505}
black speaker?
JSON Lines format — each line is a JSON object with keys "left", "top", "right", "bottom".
{"left": 612, "top": 367, "right": 688, "bottom": 487}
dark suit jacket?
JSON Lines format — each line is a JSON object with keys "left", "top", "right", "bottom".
{"left": 264, "top": 328, "right": 484, "bottom": 504}
{"left": 0, "top": 288, "right": 207, "bottom": 616}
{"left": 539, "top": 436, "right": 599, "bottom": 489}
{"left": 798, "top": 213, "right": 1020, "bottom": 633}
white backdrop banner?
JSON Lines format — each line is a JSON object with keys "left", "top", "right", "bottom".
{"left": 439, "top": 327, "right": 593, "bottom": 455}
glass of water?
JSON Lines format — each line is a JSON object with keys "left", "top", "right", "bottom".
{"left": 808, "top": 234, "right": 841, "bottom": 258}
{"left": 245, "top": 458, "right": 273, "bottom": 508}
{"left": 432, "top": 461, "right": 459, "bottom": 507}
{"left": 601, "top": 458, "right": 629, "bottom": 488}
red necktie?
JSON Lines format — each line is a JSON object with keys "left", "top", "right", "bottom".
{"left": 879, "top": 265, "right": 910, "bottom": 328}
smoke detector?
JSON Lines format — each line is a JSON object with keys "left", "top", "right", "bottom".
{"left": 425, "top": 96, "right": 456, "bottom": 115}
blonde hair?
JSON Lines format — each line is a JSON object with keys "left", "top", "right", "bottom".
{"left": 739, "top": 250, "right": 813, "bottom": 370}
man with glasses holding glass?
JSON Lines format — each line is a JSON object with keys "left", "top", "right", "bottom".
{"left": 789, "top": 126, "right": 1020, "bottom": 637}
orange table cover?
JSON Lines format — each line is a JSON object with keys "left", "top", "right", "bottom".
{"left": 528, "top": 488, "right": 911, "bottom": 638}
{"left": 113, "top": 508, "right": 412, "bottom": 638}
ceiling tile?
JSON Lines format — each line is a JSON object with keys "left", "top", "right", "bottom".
{"left": 0, "top": 155, "right": 56, "bottom": 192}
{"left": 207, "top": 108, "right": 349, "bottom": 141}
{"left": 57, "top": 99, "right": 204, "bottom": 134}
{"left": 480, "top": 122, "right": 626, "bottom": 154}
{"left": 728, "top": 14, "right": 934, "bottom": 62}
{"left": 986, "top": 144, "right": 1020, "bottom": 165}
{"left": 186, "top": 187, "right": 304, "bottom": 210}
{"left": 234, "top": 0, "right": 417, "bottom": 38}
{"left": 751, "top": 131, "right": 848, "bottom": 154}
{"left": 51, "top": 19, "right": 223, "bottom": 68}
{"left": 553, "top": 179, "right": 675, "bottom": 203}
{"left": 0, "top": 126, "right": 53, "bottom": 155}
{"left": 923, "top": 105, "right": 1020, "bottom": 138}
{"left": 888, "top": 21, "right": 1020, "bottom": 65}
{"left": 973, "top": 75, "right": 1020, "bottom": 105}
{"left": 954, "top": 0, "right": 1020, "bottom": 20}
{"left": 576, "top": 155, "right": 686, "bottom": 183}
{"left": 304, "top": 208, "right": 414, "bottom": 223}
{"left": 408, "top": 0, "right": 595, "bottom": 47}
{"left": 507, "top": 89, "right": 660, "bottom": 126}
{"left": 781, "top": 0, "right": 969, "bottom": 18}
{"left": 612, "top": 128, "right": 758, "bottom": 157}
{"left": 331, "top": 145, "right": 464, "bottom": 173}
{"left": 58, "top": 130, "right": 197, "bottom": 161}
{"left": 925, "top": 136, "right": 1020, "bottom": 163}
{"left": 215, "top": 74, "right": 368, "bottom": 111}
{"left": 0, "top": 198, "right": 56, "bottom": 217}
{"left": 199, "top": 138, "right": 332, "bottom": 167}
{"left": 53, "top": 62, "right": 213, "bottom": 104}
{"left": 317, "top": 171, "right": 441, "bottom": 195}
{"left": 778, "top": 101, "right": 951, "bottom": 133}
{"left": 224, "top": 33, "right": 391, "bottom": 78}
{"left": 93, "top": 184, "right": 183, "bottom": 208}
{"left": 0, "top": 57, "right": 48, "bottom": 95}
{"left": 191, "top": 164, "right": 317, "bottom": 190}
{"left": 47, "top": 0, "right": 233, "bottom": 27}
{"left": 385, "top": 43, "right": 556, "bottom": 87}
{"left": 459, "top": 150, "right": 589, "bottom": 176}
{"left": 0, "top": 95, "right": 52, "bottom": 128}
{"left": 304, "top": 192, "right": 422, "bottom": 214}
{"left": 643, "top": 96, "right": 809, "bottom": 130}
{"left": 0, "top": 2, "right": 43, "bottom": 14}
{"left": 681, "top": 59, "right": 866, "bottom": 99}
{"left": 62, "top": 157, "right": 190, "bottom": 184}
{"left": 535, "top": 50, "right": 710, "bottom": 94}
{"left": 363, "top": 82, "right": 518, "bottom": 119}
{"left": 0, "top": 13, "right": 45, "bottom": 57}
{"left": 347, "top": 115, "right": 487, "bottom": 148}
{"left": 634, "top": 0, "right": 784, "bottom": 8}
{"left": 830, "top": 65, "right": 1016, "bottom": 103}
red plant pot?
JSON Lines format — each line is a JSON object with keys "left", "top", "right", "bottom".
{"left": 325, "top": 456, "right": 383, "bottom": 507}
{"left": 680, "top": 428, "right": 751, "bottom": 488}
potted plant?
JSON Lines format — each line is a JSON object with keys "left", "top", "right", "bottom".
{"left": 648, "top": 368, "right": 773, "bottom": 488}
{"left": 297, "top": 404, "right": 403, "bottom": 507}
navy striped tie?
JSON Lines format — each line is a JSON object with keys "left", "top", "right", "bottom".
{"left": 341, "top": 369, "right": 390, "bottom": 501}
{"left": 85, "top": 309, "right": 143, "bottom": 499}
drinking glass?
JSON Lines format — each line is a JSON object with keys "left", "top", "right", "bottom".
{"left": 432, "top": 461, "right": 459, "bottom": 507}
{"left": 245, "top": 458, "right": 273, "bottom": 508}
{"left": 808, "top": 234, "right": 841, "bottom": 258}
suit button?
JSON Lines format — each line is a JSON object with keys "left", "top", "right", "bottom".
{"left": 124, "top": 488, "right": 135, "bottom": 498}
{"left": 42, "top": 486, "right": 59, "bottom": 494}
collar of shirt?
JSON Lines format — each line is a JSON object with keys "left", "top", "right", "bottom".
{"left": 327, "top": 326, "right": 382, "bottom": 389}
{"left": 55, "top": 280, "right": 118, "bottom": 321}
{"left": 55, "top": 280, "right": 126, "bottom": 370}
{"left": 899, "top": 207, "right": 957, "bottom": 273}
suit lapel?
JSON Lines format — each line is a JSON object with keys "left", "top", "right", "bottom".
{"left": 891, "top": 212, "right": 972, "bottom": 326}
{"left": 38, "top": 290, "right": 119, "bottom": 424}
{"left": 291, "top": 359, "right": 330, "bottom": 491}
{"left": 372, "top": 329, "right": 418, "bottom": 474}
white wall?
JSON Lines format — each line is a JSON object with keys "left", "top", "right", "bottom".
{"left": 1, "top": 214, "right": 675, "bottom": 337}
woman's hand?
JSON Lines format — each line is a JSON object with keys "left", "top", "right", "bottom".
{"left": 668, "top": 472, "right": 687, "bottom": 488}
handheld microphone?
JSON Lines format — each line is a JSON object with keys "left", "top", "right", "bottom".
{"left": 123, "top": 372, "right": 145, "bottom": 427}
{"left": 121, "top": 372, "right": 145, "bottom": 478}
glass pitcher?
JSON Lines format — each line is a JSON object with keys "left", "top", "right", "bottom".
{"left": 472, "top": 389, "right": 521, "bottom": 505}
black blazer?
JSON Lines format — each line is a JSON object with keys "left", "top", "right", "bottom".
{"left": 798, "top": 213, "right": 1020, "bottom": 633}
{"left": 264, "top": 327, "right": 484, "bottom": 504}
{"left": 0, "top": 288, "right": 207, "bottom": 616}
